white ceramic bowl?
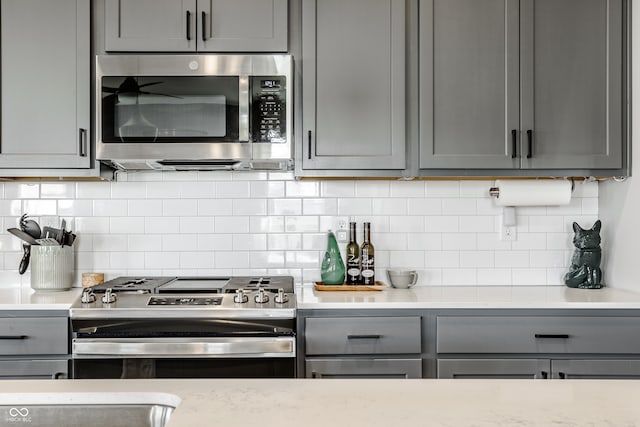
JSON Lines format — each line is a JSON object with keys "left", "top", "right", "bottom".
{"left": 386, "top": 269, "right": 418, "bottom": 289}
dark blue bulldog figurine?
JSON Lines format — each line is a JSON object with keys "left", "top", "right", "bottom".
{"left": 564, "top": 220, "right": 603, "bottom": 289}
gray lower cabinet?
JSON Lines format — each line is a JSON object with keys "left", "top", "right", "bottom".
{"left": 104, "top": 0, "right": 288, "bottom": 52}
{"left": 299, "top": 0, "right": 406, "bottom": 173}
{"left": 436, "top": 313, "right": 640, "bottom": 380}
{"left": 303, "top": 316, "right": 423, "bottom": 379}
{"left": 0, "top": 314, "right": 69, "bottom": 380}
{"left": 419, "top": 0, "right": 625, "bottom": 173}
{"left": 0, "top": 0, "right": 91, "bottom": 170}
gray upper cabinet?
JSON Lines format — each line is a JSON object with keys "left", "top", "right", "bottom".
{"left": 419, "top": 0, "right": 624, "bottom": 172}
{"left": 105, "top": 0, "right": 288, "bottom": 52}
{"left": 300, "top": 0, "right": 406, "bottom": 171}
{"left": 0, "top": 0, "right": 90, "bottom": 170}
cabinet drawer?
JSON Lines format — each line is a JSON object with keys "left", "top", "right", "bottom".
{"left": 305, "top": 317, "right": 421, "bottom": 355}
{"left": 306, "top": 358, "right": 422, "bottom": 379}
{"left": 437, "top": 316, "right": 640, "bottom": 354}
{"left": 0, "top": 317, "right": 68, "bottom": 355}
{"left": 0, "top": 359, "right": 68, "bottom": 379}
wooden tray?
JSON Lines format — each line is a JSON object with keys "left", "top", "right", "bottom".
{"left": 314, "top": 281, "right": 386, "bottom": 291}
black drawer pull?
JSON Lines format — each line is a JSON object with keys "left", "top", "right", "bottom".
{"left": 534, "top": 334, "right": 569, "bottom": 339}
{"left": 0, "top": 335, "right": 27, "bottom": 340}
{"left": 526, "top": 129, "right": 533, "bottom": 158}
{"left": 186, "top": 10, "right": 192, "bottom": 41}
{"left": 347, "top": 334, "right": 382, "bottom": 340}
{"left": 511, "top": 129, "right": 517, "bottom": 158}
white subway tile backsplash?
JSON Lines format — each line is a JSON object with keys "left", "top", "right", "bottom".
{"left": 372, "top": 198, "right": 407, "bottom": 216}
{"left": 128, "top": 199, "right": 163, "bottom": 217}
{"left": 426, "top": 181, "right": 459, "bottom": 198}
{"left": 5, "top": 183, "right": 39, "bottom": 199}
{"left": 269, "top": 199, "right": 302, "bottom": 215}
{"left": 40, "top": 183, "right": 76, "bottom": 199}
{"left": 112, "top": 182, "right": 147, "bottom": 199}
{"left": 233, "top": 234, "right": 267, "bottom": 251}
{"left": 303, "top": 199, "right": 338, "bottom": 216}
{"left": 250, "top": 181, "right": 285, "bottom": 198}
{"left": 321, "top": 181, "right": 356, "bottom": 198}
{"left": 232, "top": 199, "right": 267, "bottom": 216}
{"left": 390, "top": 181, "right": 425, "bottom": 197}
{"left": 286, "top": 181, "right": 320, "bottom": 198}
{"left": 0, "top": 176, "right": 598, "bottom": 287}
{"left": 356, "top": 181, "right": 390, "bottom": 198}
{"left": 213, "top": 216, "right": 248, "bottom": 233}
{"left": 425, "top": 216, "right": 459, "bottom": 232}
{"left": 215, "top": 181, "right": 250, "bottom": 198}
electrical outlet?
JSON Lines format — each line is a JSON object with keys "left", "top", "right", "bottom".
{"left": 499, "top": 218, "right": 517, "bottom": 241}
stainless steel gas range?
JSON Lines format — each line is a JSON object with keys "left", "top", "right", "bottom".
{"left": 69, "top": 276, "right": 296, "bottom": 379}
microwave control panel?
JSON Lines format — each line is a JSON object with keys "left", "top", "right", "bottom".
{"left": 251, "top": 76, "right": 287, "bottom": 143}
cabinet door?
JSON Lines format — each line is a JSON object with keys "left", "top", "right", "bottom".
{"left": 0, "top": 360, "right": 68, "bottom": 380}
{"left": 306, "top": 358, "right": 422, "bottom": 379}
{"left": 419, "top": 0, "right": 520, "bottom": 169}
{"left": 520, "top": 0, "right": 623, "bottom": 169}
{"left": 552, "top": 360, "right": 640, "bottom": 380}
{"left": 301, "top": 0, "right": 406, "bottom": 170}
{"left": 438, "top": 359, "right": 550, "bottom": 379}
{"left": 105, "top": 0, "right": 197, "bottom": 52}
{"left": 198, "top": 0, "right": 287, "bottom": 52}
{"left": 0, "top": 0, "right": 90, "bottom": 169}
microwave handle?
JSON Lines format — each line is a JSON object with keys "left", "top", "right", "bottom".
{"left": 239, "top": 76, "right": 250, "bottom": 142}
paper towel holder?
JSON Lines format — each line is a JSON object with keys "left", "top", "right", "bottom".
{"left": 488, "top": 178, "right": 575, "bottom": 199}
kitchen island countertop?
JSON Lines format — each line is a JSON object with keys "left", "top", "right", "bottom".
{"left": 1, "top": 378, "right": 640, "bottom": 427}
{"left": 297, "top": 284, "right": 640, "bottom": 309}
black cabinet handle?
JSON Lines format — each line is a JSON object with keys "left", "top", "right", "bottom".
{"left": 53, "top": 372, "right": 67, "bottom": 380}
{"left": 534, "top": 334, "right": 570, "bottom": 339}
{"left": 558, "top": 372, "right": 566, "bottom": 379}
{"left": 79, "top": 128, "right": 87, "bottom": 157}
{"left": 540, "top": 371, "right": 548, "bottom": 379}
{"left": 201, "top": 11, "right": 207, "bottom": 41}
{"left": 511, "top": 129, "right": 517, "bottom": 158}
{"left": 526, "top": 129, "right": 533, "bottom": 158}
{"left": 186, "top": 11, "right": 192, "bottom": 41}
{"left": 307, "top": 130, "right": 312, "bottom": 159}
{"left": 347, "top": 334, "right": 382, "bottom": 340}
{"left": 0, "top": 335, "right": 27, "bottom": 340}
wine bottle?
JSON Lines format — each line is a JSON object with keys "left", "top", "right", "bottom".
{"left": 360, "top": 222, "right": 375, "bottom": 285}
{"left": 345, "top": 222, "right": 361, "bottom": 285}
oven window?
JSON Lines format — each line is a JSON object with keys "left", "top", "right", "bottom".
{"left": 72, "top": 358, "right": 295, "bottom": 379}
{"left": 101, "top": 76, "right": 240, "bottom": 142}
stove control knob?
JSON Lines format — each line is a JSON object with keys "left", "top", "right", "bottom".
{"left": 81, "top": 288, "right": 96, "bottom": 304}
{"left": 275, "top": 288, "right": 289, "bottom": 304}
{"left": 101, "top": 288, "right": 117, "bottom": 304}
{"left": 234, "top": 289, "right": 248, "bottom": 304}
{"left": 254, "top": 288, "right": 269, "bottom": 304}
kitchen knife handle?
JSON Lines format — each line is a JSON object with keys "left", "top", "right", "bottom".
{"left": 307, "top": 130, "right": 312, "bottom": 159}
{"left": 526, "top": 129, "right": 533, "bottom": 159}
{"left": 79, "top": 128, "right": 87, "bottom": 157}
{"left": 511, "top": 129, "right": 518, "bottom": 158}
{"left": 534, "top": 334, "right": 570, "bottom": 339}
{"left": 186, "top": 10, "right": 192, "bottom": 41}
{"left": 347, "top": 334, "right": 382, "bottom": 340}
{"left": 18, "top": 244, "right": 30, "bottom": 275}
{"left": 201, "top": 11, "right": 207, "bottom": 41}
{"left": 0, "top": 335, "right": 27, "bottom": 340}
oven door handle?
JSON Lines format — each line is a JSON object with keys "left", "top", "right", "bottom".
{"left": 72, "top": 336, "right": 295, "bottom": 358}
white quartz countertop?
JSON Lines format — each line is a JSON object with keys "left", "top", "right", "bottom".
{"left": 1, "top": 378, "right": 640, "bottom": 427}
{"left": 0, "top": 286, "right": 81, "bottom": 310}
{"left": 297, "top": 285, "right": 640, "bottom": 309}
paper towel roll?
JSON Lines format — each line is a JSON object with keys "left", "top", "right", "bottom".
{"left": 492, "top": 180, "right": 572, "bottom": 206}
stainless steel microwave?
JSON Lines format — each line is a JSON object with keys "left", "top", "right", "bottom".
{"left": 95, "top": 54, "right": 292, "bottom": 171}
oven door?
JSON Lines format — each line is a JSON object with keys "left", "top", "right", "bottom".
{"left": 71, "top": 318, "right": 296, "bottom": 379}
